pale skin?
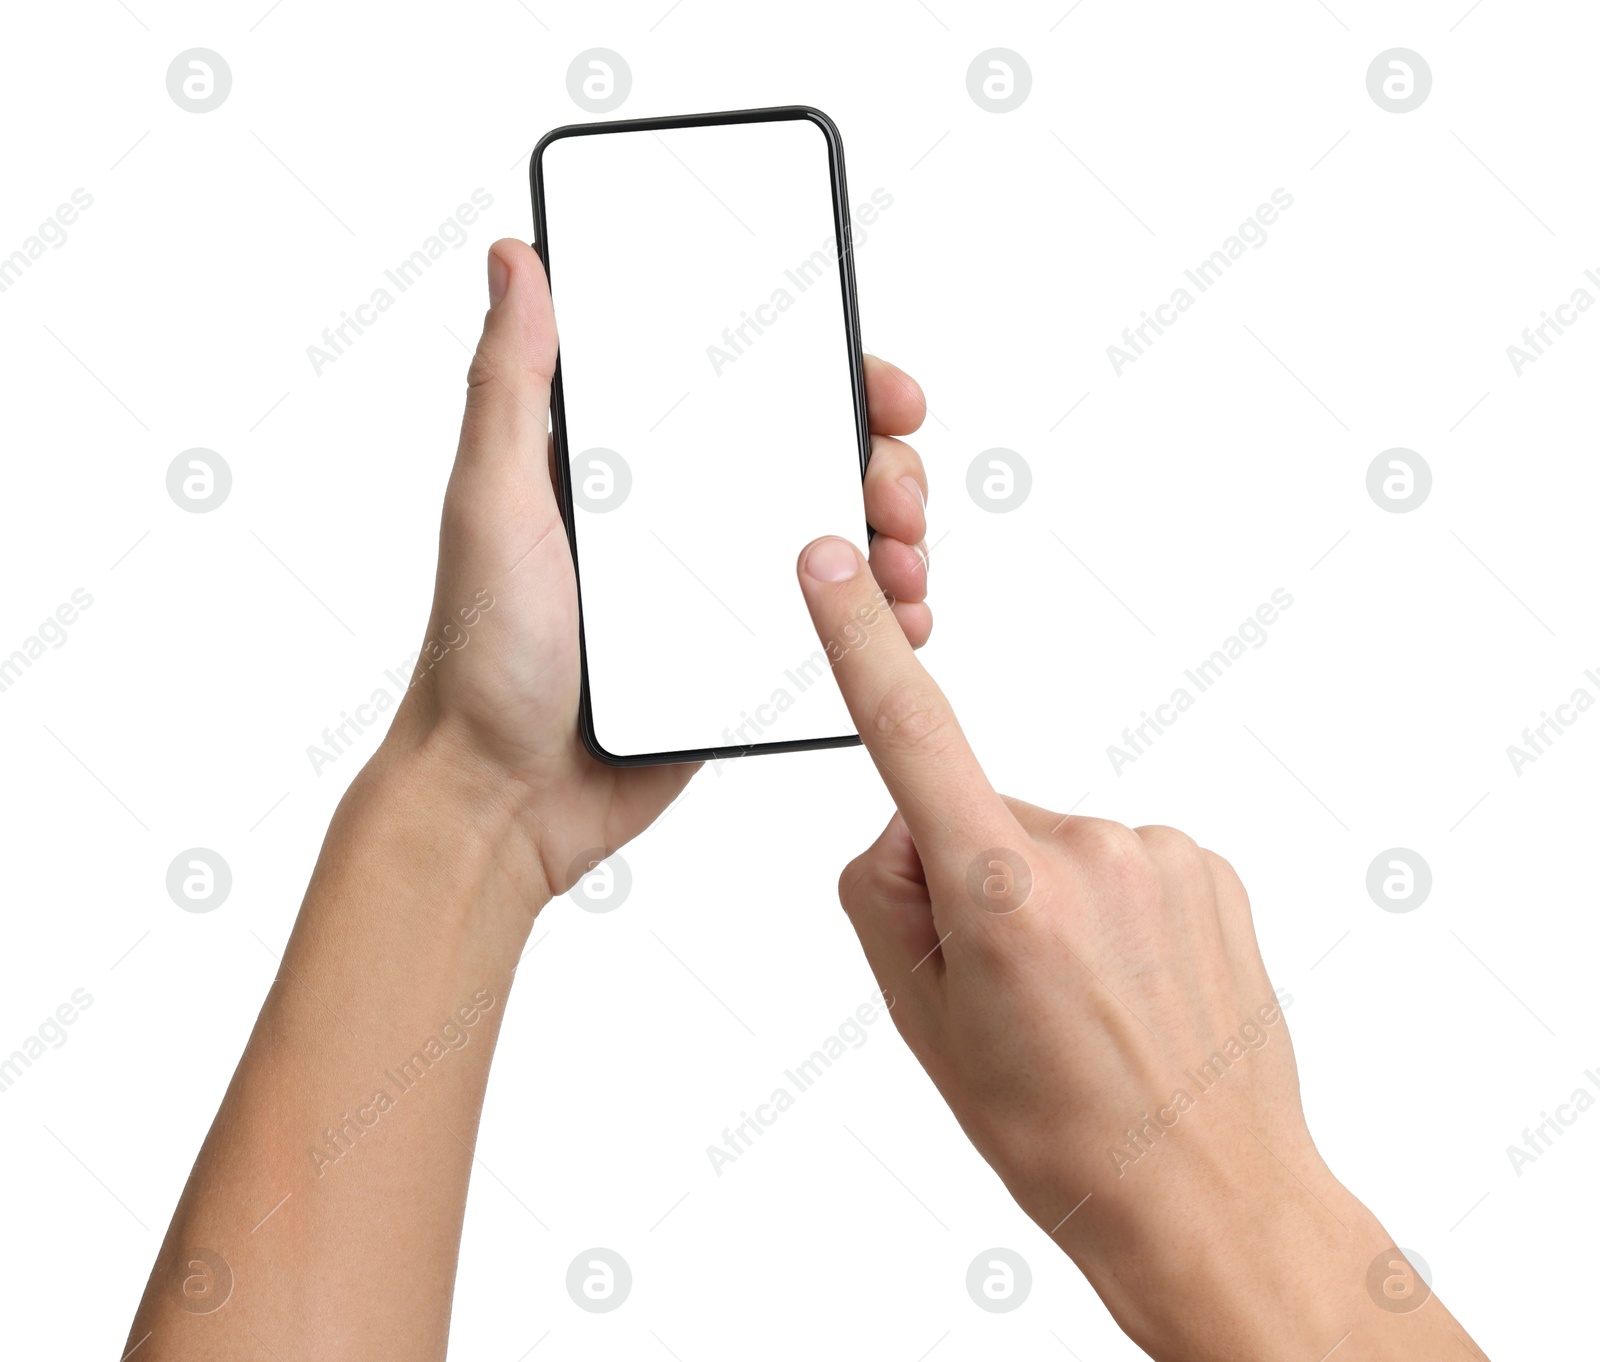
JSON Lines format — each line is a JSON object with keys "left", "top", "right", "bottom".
{"left": 126, "top": 240, "right": 1487, "bottom": 1361}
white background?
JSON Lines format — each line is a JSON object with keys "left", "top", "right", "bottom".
{"left": 0, "top": 2, "right": 1592, "bottom": 1358}
{"left": 542, "top": 117, "right": 862, "bottom": 757}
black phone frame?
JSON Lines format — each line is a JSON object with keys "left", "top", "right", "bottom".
{"left": 530, "top": 105, "right": 873, "bottom": 768}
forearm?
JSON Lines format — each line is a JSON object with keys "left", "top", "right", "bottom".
{"left": 125, "top": 716, "right": 548, "bottom": 1360}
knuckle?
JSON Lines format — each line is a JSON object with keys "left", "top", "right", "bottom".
{"left": 825, "top": 590, "right": 893, "bottom": 657}
{"left": 871, "top": 679, "right": 953, "bottom": 760}
{"left": 464, "top": 341, "right": 503, "bottom": 395}
{"left": 1203, "top": 848, "right": 1252, "bottom": 910}
{"left": 1065, "top": 817, "right": 1157, "bottom": 892}
{"left": 1135, "top": 824, "right": 1202, "bottom": 864}
{"left": 1072, "top": 816, "right": 1143, "bottom": 864}
{"left": 837, "top": 853, "right": 874, "bottom": 911}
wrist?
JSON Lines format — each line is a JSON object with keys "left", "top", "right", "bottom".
{"left": 1078, "top": 1152, "right": 1413, "bottom": 1362}
{"left": 358, "top": 704, "right": 555, "bottom": 932}
{"left": 1130, "top": 1191, "right": 1367, "bottom": 1362}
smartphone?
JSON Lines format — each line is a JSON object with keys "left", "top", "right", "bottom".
{"left": 531, "top": 106, "right": 872, "bottom": 767}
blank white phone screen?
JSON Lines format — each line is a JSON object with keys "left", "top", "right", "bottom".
{"left": 539, "top": 116, "right": 865, "bottom": 760}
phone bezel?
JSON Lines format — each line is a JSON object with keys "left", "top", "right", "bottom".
{"left": 530, "top": 105, "right": 873, "bottom": 767}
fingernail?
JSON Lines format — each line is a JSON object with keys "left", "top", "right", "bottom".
{"left": 802, "top": 537, "right": 858, "bottom": 583}
{"left": 913, "top": 540, "right": 929, "bottom": 577}
{"left": 487, "top": 247, "right": 510, "bottom": 307}
{"left": 899, "top": 475, "right": 926, "bottom": 512}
